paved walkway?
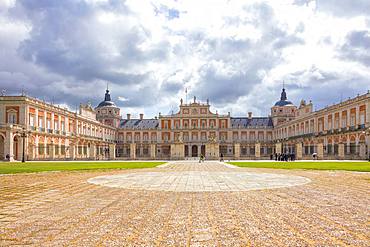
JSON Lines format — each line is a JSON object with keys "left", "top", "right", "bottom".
{"left": 88, "top": 161, "right": 310, "bottom": 192}
{"left": 0, "top": 161, "right": 369, "bottom": 246}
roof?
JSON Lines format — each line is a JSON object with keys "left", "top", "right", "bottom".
{"left": 230, "top": 117, "right": 273, "bottom": 128}
{"left": 274, "top": 100, "right": 294, "bottom": 106}
{"left": 97, "top": 101, "right": 116, "bottom": 107}
{"left": 96, "top": 89, "right": 117, "bottom": 108}
{"left": 274, "top": 88, "right": 294, "bottom": 107}
{"left": 120, "top": 119, "right": 159, "bottom": 129}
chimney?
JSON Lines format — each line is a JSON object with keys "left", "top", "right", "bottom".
{"left": 127, "top": 113, "right": 131, "bottom": 120}
{"left": 248, "top": 112, "right": 252, "bottom": 119}
{"left": 140, "top": 113, "right": 143, "bottom": 120}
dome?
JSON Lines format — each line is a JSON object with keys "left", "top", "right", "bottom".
{"left": 97, "top": 100, "right": 116, "bottom": 107}
{"left": 96, "top": 89, "right": 117, "bottom": 108}
{"left": 274, "top": 100, "right": 294, "bottom": 106}
{"left": 274, "top": 88, "right": 294, "bottom": 107}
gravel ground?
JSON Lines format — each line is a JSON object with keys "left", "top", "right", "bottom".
{"left": 0, "top": 161, "right": 369, "bottom": 246}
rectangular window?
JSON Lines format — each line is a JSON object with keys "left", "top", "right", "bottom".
{"left": 360, "top": 114, "right": 365, "bottom": 125}
{"left": 8, "top": 113, "right": 17, "bottom": 124}
{"left": 39, "top": 118, "right": 43, "bottom": 128}
{"left": 29, "top": 115, "right": 34, "bottom": 126}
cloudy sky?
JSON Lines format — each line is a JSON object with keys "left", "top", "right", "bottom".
{"left": 0, "top": 0, "right": 369, "bottom": 118}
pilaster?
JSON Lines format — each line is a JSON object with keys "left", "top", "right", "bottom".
{"left": 317, "top": 143, "right": 323, "bottom": 160}
{"left": 130, "top": 143, "right": 136, "bottom": 159}
{"left": 109, "top": 144, "right": 116, "bottom": 159}
{"left": 338, "top": 143, "right": 345, "bottom": 159}
{"left": 255, "top": 143, "right": 261, "bottom": 158}
{"left": 150, "top": 144, "right": 156, "bottom": 159}
{"left": 296, "top": 142, "right": 302, "bottom": 160}
{"left": 234, "top": 143, "right": 240, "bottom": 159}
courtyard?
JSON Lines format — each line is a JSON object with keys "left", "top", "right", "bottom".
{"left": 0, "top": 161, "right": 369, "bottom": 246}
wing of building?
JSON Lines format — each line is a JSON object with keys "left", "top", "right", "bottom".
{"left": 0, "top": 88, "right": 369, "bottom": 161}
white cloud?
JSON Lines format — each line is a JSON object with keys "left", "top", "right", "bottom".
{"left": 0, "top": 0, "right": 369, "bottom": 118}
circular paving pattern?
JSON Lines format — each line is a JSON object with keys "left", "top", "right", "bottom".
{"left": 88, "top": 171, "right": 311, "bottom": 192}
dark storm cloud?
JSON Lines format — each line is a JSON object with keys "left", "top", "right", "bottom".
{"left": 0, "top": 0, "right": 171, "bottom": 111}
{"left": 15, "top": 0, "right": 168, "bottom": 84}
{"left": 340, "top": 30, "right": 370, "bottom": 66}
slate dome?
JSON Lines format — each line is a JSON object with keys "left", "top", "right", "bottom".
{"left": 96, "top": 89, "right": 116, "bottom": 108}
{"left": 274, "top": 88, "right": 294, "bottom": 106}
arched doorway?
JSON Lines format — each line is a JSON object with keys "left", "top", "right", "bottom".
{"left": 13, "top": 136, "right": 19, "bottom": 161}
{"left": 184, "top": 145, "right": 189, "bottom": 157}
{"left": 191, "top": 145, "right": 198, "bottom": 157}
{"left": 0, "top": 134, "right": 4, "bottom": 160}
{"left": 201, "top": 145, "right": 205, "bottom": 156}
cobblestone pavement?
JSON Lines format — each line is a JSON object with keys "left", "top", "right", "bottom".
{"left": 0, "top": 161, "right": 369, "bottom": 246}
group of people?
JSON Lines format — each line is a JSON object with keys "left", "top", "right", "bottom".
{"left": 271, "top": 153, "right": 296, "bottom": 162}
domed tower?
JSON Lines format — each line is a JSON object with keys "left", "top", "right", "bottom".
{"left": 271, "top": 87, "right": 297, "bottom": 126}
{"left": 95, "top": 88, "right": 121, "bottom": 128}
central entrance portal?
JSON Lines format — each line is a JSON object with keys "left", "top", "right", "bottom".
{"left": 191, "top": 145, "right": 198, "bottom": 157}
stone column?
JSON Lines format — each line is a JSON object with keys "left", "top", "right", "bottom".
{"left": 359, "top": 143, "right": 366, "bottom": 159}
{"left": 150, "top": 144, "right": 156, "bottom": 159}
{"left": 50, "top": 143, "right": 55, "bottom": 160}
{"left": 234, "top": 143, "right": 240, "bottom": 159}
{"left": 71, "top": 145, "right": 76, "bottom": 160}
{"left": 317, "top": 143, "right": 324, "bottom": 160}
{"left": 255, "top": 143, "right": 261, "bottom": 158}
{"left": 109, "top": 144, "right": 116, "bottom": 160}
{"left": 130, "top": 143, "right": 136, "bottom": 159}
{"left": 4, "top": 130, "right": 14, "bottom": 161}
{"left": 338, "top": 143, "right": 345, "bottom": 159}
{"left": 296, "top": 142, "right": 302, "bottom": 160}
{"left": 275, "top": 142, "right": 282, "bottom": 154}
{"left": 89, "top": 144, "right": 96, "bottom": 160}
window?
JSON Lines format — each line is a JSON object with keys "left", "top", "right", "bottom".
{"left": 39, "top": 118, "right": 43, "bottom": 128}
{"left": 360, "top": 114, "right": 365, "bottom": 125}
{"left": 29, "top": 115, "right": 34, "bottom": 126}
{"left": 7, "top": 112, "right": 17, "bottom": 124}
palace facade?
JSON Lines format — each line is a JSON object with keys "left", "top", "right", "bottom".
{"left": 0, "top": 88, "right": 369, "bottom": 161}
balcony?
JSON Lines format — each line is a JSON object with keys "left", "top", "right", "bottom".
{"left": 39, "top": 127, "right": 45, "bottom": 132}
{"left": 358, "top": 124, "right": 365, "bottom": 130}
{"left": 28, "top": 126, "right": 37, "bottom": 131}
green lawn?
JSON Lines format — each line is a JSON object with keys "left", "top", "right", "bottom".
{"left": 228, "top": 161, "right": 370, "bottom": 172}
{"left": 0, "top": 161, "right": 165, "bottom": 174}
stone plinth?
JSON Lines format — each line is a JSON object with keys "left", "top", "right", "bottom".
{"left": 296, "top": 143, "right": 302, "bottom": 160}
{"left": 255, "top": 143, "right": 261, "bottom": 158}
{"left": 130, "top": 143, "right": 136, "bottom": 159}
{"left": 206, "top": 143, "right": 219, "bottom": 159}
{"left": 234, "top": 143, "right": 240, "bottom": 159}
{"left": 170, "top": 143, "right": 184, "bottom": 159}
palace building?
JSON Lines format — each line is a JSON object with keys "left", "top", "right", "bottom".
{"left": 0, "top": 88, "right": 369, "bottom": 161}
